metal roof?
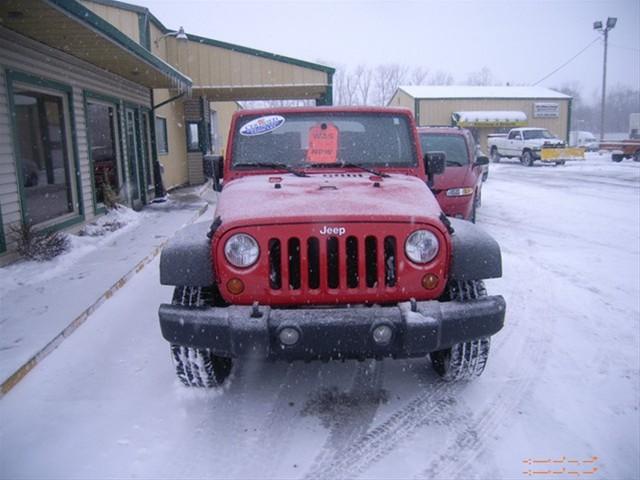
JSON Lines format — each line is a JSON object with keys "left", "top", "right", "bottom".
{"left": 399, "top": 86, "right": 571, "bottom": 100}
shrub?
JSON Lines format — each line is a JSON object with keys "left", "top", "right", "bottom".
{"left": 10, "top": 222, "right": 70, "bottom": 262}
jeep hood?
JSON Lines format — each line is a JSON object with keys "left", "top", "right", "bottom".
{"left": 216, "top": 174, "right": 443, "bottom": 226}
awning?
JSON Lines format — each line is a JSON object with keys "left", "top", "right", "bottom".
{"left": 452, "top": 111, "right": 528, "bottom": 128}
{"left": 0, "top": 0, "right": 191, "bottom": 91}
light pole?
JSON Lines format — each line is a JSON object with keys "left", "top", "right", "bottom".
{"left": 593, "top": 17, "right": 617, "bottom": 141}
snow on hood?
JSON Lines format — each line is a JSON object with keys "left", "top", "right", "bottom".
{"left": 216, "top": 174, "right": 443, "bottom": 226}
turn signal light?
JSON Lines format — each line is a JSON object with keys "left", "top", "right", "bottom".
{"left": 227, "top": 278, "right": 245, "bottom": 295}
{"left": 422, "top": 273, "right": 439, "bottom": 290}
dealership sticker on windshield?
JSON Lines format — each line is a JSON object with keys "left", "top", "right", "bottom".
{"left": 240, "top": 115, "right": 285, "bottom": 136}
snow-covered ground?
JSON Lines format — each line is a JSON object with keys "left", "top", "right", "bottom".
{"left": 0, "top": 154, "right": 638, "bottom": 479}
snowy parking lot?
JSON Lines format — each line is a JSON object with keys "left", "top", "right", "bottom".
{"left": 0, "top": 154, "right": 638, "bottom": 480}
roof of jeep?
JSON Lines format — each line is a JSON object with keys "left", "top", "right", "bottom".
{"left": 234, "top": 106, "right": 415, "bottom": 117}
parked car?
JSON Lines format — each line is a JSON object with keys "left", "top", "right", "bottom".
{"left": 417, "top": 127, "right": 488, "bottom": 223}
{"left": 488, "top": 127, "right": 584, "bottom": 166}
{"left": 569, "top": 130, "right": 599, "bottom": 151}
{"left": 158, "top": 107, "right": 505, "bottom": 388}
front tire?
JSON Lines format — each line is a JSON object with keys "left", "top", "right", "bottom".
{"left": 171, "top": 345, "right": 232, "bottom": 388}
{"left": 612, "top": 153, "right": 624, "bottom": 162}
{"left": 430, "top": 280, "right": 491, "bottom": 381}
{"left": 633, "top": 151, "right": 640, "bottom": 162}
{"left": 521, "top": 150, "right": 534, "bottom": 167}
{"left": 170, "top": 286, "right": 233, "bottom": 388}
{"left": 490, "top": 147, "right": 500, "bottom": 163}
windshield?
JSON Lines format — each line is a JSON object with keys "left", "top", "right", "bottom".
{"left": 523, "top": 129, "right": 555, "bottom": 140}
{"left": 232, "top": 112, "right": 416, "bottom": 169}
{"left": 419, "top": 133, "right": 469, "bottom": 166}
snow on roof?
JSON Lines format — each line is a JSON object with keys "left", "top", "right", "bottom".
{"left": 399, "top": 85, "right": 571, "bottom": 100}
{"left": 453, "top": 111, "right": 527, "bottom": 123}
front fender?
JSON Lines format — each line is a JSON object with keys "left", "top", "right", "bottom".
{"left": 448, "top": 218, "right": 502, "bottom": 281}
{"left": 160, "top": 222, "right": 213, "bottom": 287}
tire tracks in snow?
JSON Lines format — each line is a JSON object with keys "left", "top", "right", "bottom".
{"left": 303, "top": 298, "right": 527, "bottom": 479}
{"left": 303, "top": 359, "right": 385, "bottom": 480}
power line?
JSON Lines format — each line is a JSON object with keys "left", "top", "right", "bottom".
{"left": 532, "top": 37, "right": 601, "bottom": 86}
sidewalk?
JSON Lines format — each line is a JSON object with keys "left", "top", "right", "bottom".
{"left": 0, "top": 183, "right": 216, "bottom": 395}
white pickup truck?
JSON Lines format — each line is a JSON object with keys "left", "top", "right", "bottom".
{"left": 488, "top": 127, "right": 583, "bottom": 167}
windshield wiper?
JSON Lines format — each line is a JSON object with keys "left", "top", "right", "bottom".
{"left": 234, "top": 162, "right": 308, "bottom": 177}
{"left": 308, "top": 162, "right": 390, "bottom": 178}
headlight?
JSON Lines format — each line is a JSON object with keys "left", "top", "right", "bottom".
{"left": 445, "top": 187, "right": 474, "bottom": 197}
{"left": 405, "top": 230, "right": 439, "bottom": 264}
{"left": 224, "top": 233, "right": 259, "bottom": 268}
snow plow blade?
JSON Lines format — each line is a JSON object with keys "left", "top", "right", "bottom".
{"left": 540, "top": 147, "right": 585, "bottom": 162}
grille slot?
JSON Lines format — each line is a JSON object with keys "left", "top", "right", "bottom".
{"left": 346, "top": 236, "right": 359, "bottom": 288}
{"left": 267, "top": 232, "right": 399, "bottom": 293}
{"left": 268, "top": 239, "right": 281, "bottom": 289}
{"left": 307, "top": 237, "right": 320, "bottom": 289}
{"left": 327, "top": 236, "right": 340, "bottom": 289}
{"left": 288, "top": 238, "right": 301, "bottom": 289}
{"left": 384, "top": 236, "right": 397, "bottom": 287}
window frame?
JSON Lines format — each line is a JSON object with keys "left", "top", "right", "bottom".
{"left": 186, "top": 121, "right": 201, "bottom": 153}
{"left": 155, "top": 116, "right": 168, "bottom": 155}
{"left": 5, "top": 69, "right": 84, "bottom": 231}
{"left": 83, "top": 91, "right": 123, "bottom": 215}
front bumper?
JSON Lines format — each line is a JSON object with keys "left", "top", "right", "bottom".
{"left": 159, "top": 296, "right": 506, "bottom": 361}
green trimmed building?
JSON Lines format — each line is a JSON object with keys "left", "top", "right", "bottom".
{"left": 0, "top": 0, "right": 334, "bottom": 263}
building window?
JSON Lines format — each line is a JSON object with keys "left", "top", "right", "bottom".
{"left": 142, "top": 112, "right": 154, "bottom": 189}
{"left": 12, "top": 83, "right": 77, "bottom": 226}
{"left": 86, "top": 100, "right": 120, "bottom": 206}
{"left": 187, "top": 122, "right": 200, "bottom": 152}
{"left": 155, "top": 116, "right": 168, "bottom": 154}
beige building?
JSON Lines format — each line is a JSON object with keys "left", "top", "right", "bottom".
{"left": 389, "top": 86, "right": 572, "bottom": 153}
{"left": 0, "top": 0, "right": 333, "bottom": 262}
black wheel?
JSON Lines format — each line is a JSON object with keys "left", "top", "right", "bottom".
{"left": 490, "top": 147, "right": 500, "bottom": 163}
{"left": 171, "top": 345, "right": 232, "bottom": 388}
{"left": 430, "top": 280, "right": 491, "bottom": 381}
{"left": 521, "top": 150, "right": 534, "bottom": 167}
{"left": 555, "top": 161, "right": 566, "bottom": 166}
{"left": 612, "top": 154, "right": 623, "bottom": 163}
{"left": 170, "top": 286, "right": 233, "bottom": 388}
{"left": 633, "top": 151, "right": 640, "bottom": 162}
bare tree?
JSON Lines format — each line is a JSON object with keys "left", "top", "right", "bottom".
{"left": 374, "top": 64, "right": 409, "bottom": 105}
{"left": 355, "top": 65, "right": 373, "bottom": 106}
{"left": 465, "top": 66, "right": 495, "bottom": 86}
{"left": 427, "top": 70, "right": 454, "bottom": 85}
{"left": 410, "top": 66, "right": 430, "bottom": 85}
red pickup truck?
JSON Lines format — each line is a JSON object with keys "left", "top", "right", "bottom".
{"left": 158, "top": 107, "right": 505, "bottom": 389}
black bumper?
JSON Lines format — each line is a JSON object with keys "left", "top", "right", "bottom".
{"left": 159, "top": 297, "right": 506, "bottom": 361}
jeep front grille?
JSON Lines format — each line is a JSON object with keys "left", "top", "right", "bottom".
{"left": 268, "top": 234, "right": 398, "bottom": 292}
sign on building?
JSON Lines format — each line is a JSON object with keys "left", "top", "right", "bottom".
{"left": 533, "top": 103, "right": 560, "bottom": 118}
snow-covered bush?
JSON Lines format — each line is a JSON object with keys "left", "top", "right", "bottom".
{"left": 10, "top": 223, "right": 70, "bottom": 262}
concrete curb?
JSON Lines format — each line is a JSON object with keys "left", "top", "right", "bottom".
{"left": 0, "top": 202, "right": 209, "bottom": 398}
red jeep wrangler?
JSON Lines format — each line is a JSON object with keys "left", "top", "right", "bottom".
{"left": 158, "top": 107, "right": 505, "bottom": 388}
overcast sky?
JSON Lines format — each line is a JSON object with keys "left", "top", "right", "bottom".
{"left": 137, "top": 0, "right": 639, "bottom": 103}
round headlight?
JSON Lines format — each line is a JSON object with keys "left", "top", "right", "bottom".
{"left": 224, "top": 233, "right": 259, "bottom": 268}
{"left": 405, "top": 230, "right": 439, "bottom": 264}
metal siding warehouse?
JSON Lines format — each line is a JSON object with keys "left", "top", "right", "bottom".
{"left": 389, "top": 86, "right": 572, "bottom": 153}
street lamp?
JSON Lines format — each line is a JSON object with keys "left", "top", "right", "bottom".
{"left": 154, "top": 26, "right": 188, "bottom": 47}
{"left": 593, "top": 17, "right": 617, "bottom": 141}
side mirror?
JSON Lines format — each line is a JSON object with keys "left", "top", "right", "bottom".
{"left": 424, "top": 151, "right": 446, "bottom": 188}
{"left": 211, "top": 155, "right": 223, "bottom": 192}
{"left": 474, "top": 155, "right": 489, "bottom": 167}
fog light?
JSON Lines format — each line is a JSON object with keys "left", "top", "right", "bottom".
{"left": 372, "top": 325, "right": 393, "bottom": 345}
{"left": 279, "top": 327, "right": 300, "bottom": 346}
{"left": 422, "top": 273, "right": 439, "bottom": 290}
{"left": 226, "top": 278, "right": 245, "bottom": 295}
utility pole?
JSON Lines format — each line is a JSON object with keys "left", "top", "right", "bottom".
{"left": 593, "top": 17, "right": 617, "bottom": 141}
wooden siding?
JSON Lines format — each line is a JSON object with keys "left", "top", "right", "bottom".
{"left": 0, "top": 27, "right": 150, "bottom": 258}
{"left": 79, "top": 0, "right": 141, "bottom": 45}
{"left": 167, "top": 39, "right": 328, "bottom": 90}
{"left": 210, "top": 101, "right": 240, "bottom": 156}
{"left": 388, "top": 89, "right": 414, "bottom": 111}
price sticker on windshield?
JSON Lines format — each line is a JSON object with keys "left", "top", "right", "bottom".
{"left": 307, "top": 123, "right": 339, "bottom": 164}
